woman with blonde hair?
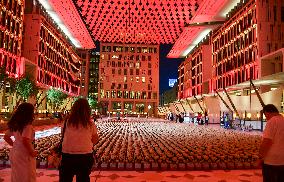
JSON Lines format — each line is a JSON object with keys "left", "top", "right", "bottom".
{"left": 59, "top": 98, "right": 99, "bottom": 182}
{"left": 4, "top": 103, "right": 37, "bottom": 182}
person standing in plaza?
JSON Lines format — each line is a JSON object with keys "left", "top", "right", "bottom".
{"left": 259, "top": 104, "right": 284, "bottom": 182}
{"left": 4, "top": 103, "right": 37, "bottom": 182}
{"left": 59, "top": 98, "right": 99, "bottom": 182}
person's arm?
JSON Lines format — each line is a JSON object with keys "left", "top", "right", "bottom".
{"left": 259, "top": 138, "right": 273, "bottom": 159}
{"left": 4, "top": 134, "right": 13, "bottom": 146}
{"left": 22, "top": 137, "right": 37, "bottom": 157}
{"left": 91, "top": 124, "right": 99, "bottom": 144}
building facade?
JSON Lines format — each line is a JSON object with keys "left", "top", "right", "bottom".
{"left": 0, "top": 0, "right": 25, "bottom": 110}
{"left": 20, "top": 0, "right": 82, "bottom": 112}
{"left": 23, "top": 1, "right": 81, "bottom": 96}
{"left": 176, "top": 0, "right": 284, "bottom": 124}
{"left": 99, "top": 43, "right": 159, "bottom": 116}
{"left": 0, "top": 0, "right": 24, "bottom": 78}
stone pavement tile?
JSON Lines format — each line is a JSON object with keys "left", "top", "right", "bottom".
{"left": 0, "top": 168, "right": 263, "bottom": 182}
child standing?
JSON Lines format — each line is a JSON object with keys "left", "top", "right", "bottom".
{"left": 4, "top": 103, "right": 37, "bottom": 182}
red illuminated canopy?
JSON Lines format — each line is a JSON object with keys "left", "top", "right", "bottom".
{"left": 75, "top": 0, "right": 204, "bottom": 44}
{"left": 48, "top": 0, "right": 95, "bottom": 48}
{"left": 167, "top": 0, "right": 234, "bottom": 58}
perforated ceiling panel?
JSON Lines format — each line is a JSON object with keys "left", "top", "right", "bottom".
{"left": 48, "top": 0, "right": 95, "bottom": 48}
{"left": 75, "top": 0, "right": 203, "bottom": 44}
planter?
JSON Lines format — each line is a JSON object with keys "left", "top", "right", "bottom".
{"left": 201, "top": 163, "right": 210, "bottom": 170}
{"left": 178, "top": 163, "right": 186, "bottom": 170}
{"left": 151, "top": 163, "right": 159, "bottom": 170}
{"left": 101, "top": 162, "right": 108, "bottom": 170}
{"left": 194, "top": 163, "right": 202, "bottom": 170}
{"left": 243, "top": 162, "right": 251, "bottom": 169}
{"left": 5, "top": 160, "right": 11, "bottom": 167}
{"left": 39, "top": 161, "right": 47, "bottom": 168}
{"left": 93, "top": 161, "right": 100, "bottom": 170}
{"left": 209, "top": 163, "right": 218, "bottom": 170}
{"left": 118, "top": 162, "right": 125, "bottom": 170}
{"left": 251, "top": 162, "right": 260, "bottom": 169}
{"left": 226, "top": 162, "right": 235, "bottom": 169}
{"left": 134, "top": 163, "right": 142, "bottom": 170}
{"left": 235, "top": 162, "right": 244, "bottom": 169}
{"left": 169, "top": 163, "right": 178, "bottom": 170}
{"left": 218, "top": 162, "right": 227, "bottom": 170}
{"left": 110, "top": 162, "right": 117, "bottom": 170}
{"left": 186, "top": 163, "right": 195, "bottom": 170}
{"left": 143, "top": 163, "right": 151, "bottom": 170}
{"left": 160, "top": 163, "right": 168, "bottom": 170}
{"left": 0, "top": 160, "right": 5, "bottom": 167}
{"left": 126, "top": 163, "right": 133, "bottom": 170}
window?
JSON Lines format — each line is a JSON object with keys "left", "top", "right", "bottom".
{"left": 117, "top": 91, "right": 122, "bottom": 98}
{"left": 136, "top": 77, "right": 139, "bottom": 82}
{"left": 142, "top": 77, "right": 145, "bottom": 83}
{"left": 135, "top": 62, "right": 140, "bottom": 68}
{"left": 111, "top": 91, "right": 116, "bottom": 98}
{"left": 123, "top": 91, "right": 129, "bottom": 98}
{"left": 130, "top": 91, "right": 135, "bottom": 99}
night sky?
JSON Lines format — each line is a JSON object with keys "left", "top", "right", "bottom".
{"left": 159, "top": 44, "right": 183, "bottom": 94}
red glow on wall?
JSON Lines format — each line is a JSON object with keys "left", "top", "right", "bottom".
{"left": 48, "top": 0, "right": 95, "bottom": 48}
{"left": 74, "top": 0, "right": 203, "bottom": 44}
{"left": 0, "top": 49, "right": 23, "bottom": 78}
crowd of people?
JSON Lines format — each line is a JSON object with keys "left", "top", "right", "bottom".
{"left": 166, "top": 112, "right": 208, "bottom": 125}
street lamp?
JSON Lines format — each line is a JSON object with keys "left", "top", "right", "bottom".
{"left": 148, "top": 105, "right": 151, "bottom": 117}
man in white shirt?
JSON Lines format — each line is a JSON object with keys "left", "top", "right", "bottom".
{"left": 259, "top": 104, "right": 284, "bottom": 182}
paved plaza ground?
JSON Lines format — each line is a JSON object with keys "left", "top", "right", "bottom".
{"left": 0, "top": 168, "right": 262, "bottom": 182}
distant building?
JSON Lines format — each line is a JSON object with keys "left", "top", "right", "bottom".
{"left": 77, "top": 49, "right": 90, "bottom": 97}
{"left": 98, "top": 42, "right": 159, "bottom": 116}
{"left": 88, "top": 51, "right": 100, "bottom": 99}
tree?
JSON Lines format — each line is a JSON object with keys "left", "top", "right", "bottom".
{"left": 16, "top": 75, "right": 39, "bottom": 102}
{"left": 88, "top": 96, "right": 97, "bottom": 110}
{"left": 46, "top": 88, "right": 68, "bottom": 111}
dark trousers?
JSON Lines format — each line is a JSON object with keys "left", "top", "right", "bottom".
{"left": 59, "top": 153, "right": 94, "bottom": 182}
{"left": 263, "top": 163, "right": 284, "bottom": 182}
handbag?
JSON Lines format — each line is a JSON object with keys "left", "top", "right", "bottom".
{"left": 48, "top": 121, "right": 67, "bottom": 169}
